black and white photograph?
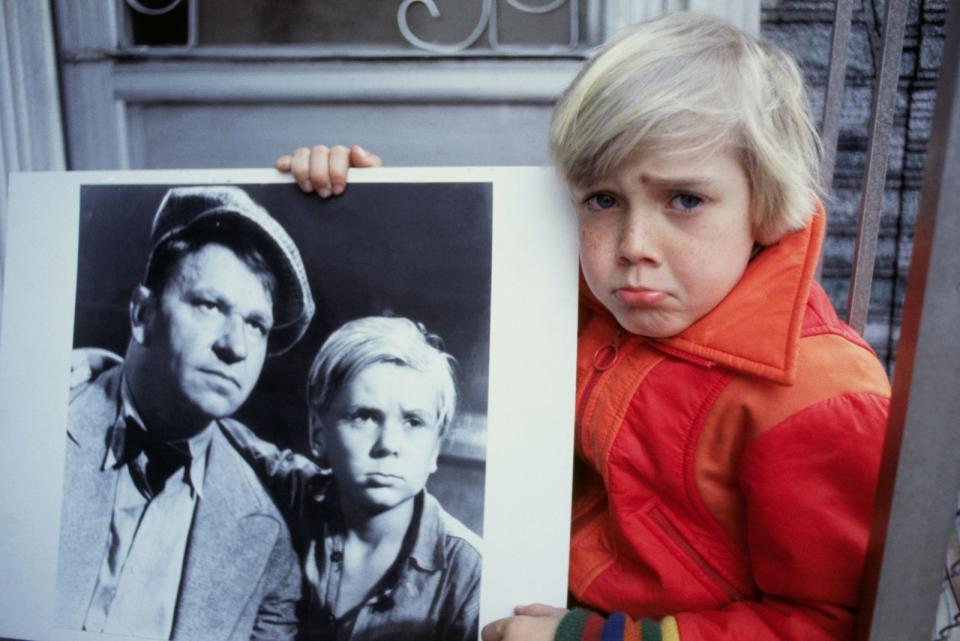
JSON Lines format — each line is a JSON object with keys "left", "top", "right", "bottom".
{"left": 0, "top": 167, "right": 579, "bottom": 641}
{"left": 61, "top": 179, "right": 491, "bottom": 641}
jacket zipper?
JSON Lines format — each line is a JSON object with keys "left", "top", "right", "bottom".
{"left": 649, "top": 507, "right": 746, "bottom": 602}
{"left": 575, "top": 330, "right": 624, "bottom": 435}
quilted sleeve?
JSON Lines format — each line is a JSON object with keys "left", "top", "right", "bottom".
{"left": 558, "top": 391, "right": 889, "bottom": 641}
{"left": 676, "top": 391, "right": 888, "bottom": 641}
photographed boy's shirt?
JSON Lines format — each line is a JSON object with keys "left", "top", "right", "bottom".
{"left": 220, "top": 424, "right": 482, "bottom": 641}
{"left": 295, "top": 487, "right": 481, "bottom": 641}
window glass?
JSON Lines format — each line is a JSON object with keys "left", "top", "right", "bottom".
{"left": 124, "top": 0, "right": 584, "bottom": 51}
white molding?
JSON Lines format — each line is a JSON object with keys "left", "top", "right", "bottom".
{"left": 125, "top": 104, "right": 147, "bottom": 170}
{"left": 1, "top": 0, "right": 67, "bottom": 322}
{"left": 110, "top": 60, "right": 584, "bottom": 103}
{"left": 54, "top": 0, "right": 117, "bottom": 51}
{"left": 59, "top": 59, "right": 581, "bottom": 170}
{"left": 0, "top": 0, "right": 66, "bottom": 173}
{"left": 604, "top": 0, "right": 760, "bottom": 38}
{"left": 60, "top": 46, "right": 591, "bottom": 62}
{"left": 603, "top": 0, "right": 668, "bottom": 37}
{"left": 60, "top": 63, "right": 127, "bottom": 170}
{"left": 688, "top": 0, "right": 760, "bottom": 36}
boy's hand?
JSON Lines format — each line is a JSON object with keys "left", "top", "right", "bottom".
{"left": 481, "top": 604, "right": 567, "bottom": 641}
{"left": 275, "top": 144, "right": 382, "bottom": 198}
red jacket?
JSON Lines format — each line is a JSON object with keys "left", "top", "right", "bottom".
{"left": 568, "top": 210, "right": 890, "bottom": 641}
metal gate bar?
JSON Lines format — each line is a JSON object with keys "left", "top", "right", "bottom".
{"left": 855, "top": 1, "right": 960, "bottom": 638}
{"left": 820, "top": 0, "right": 855, "bottom": 193}
{"left": 816, "top": 0, "right": 855, "bottom": 280}
{"left": 846, "top": 0, "right": 910, "bottom": 335}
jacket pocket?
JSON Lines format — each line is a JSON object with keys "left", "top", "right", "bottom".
{"left": 644, "top": 501, "right": 748, "bottom": 603}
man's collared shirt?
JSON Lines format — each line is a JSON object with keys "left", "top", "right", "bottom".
{"left": 296, "top": 488, "right": 482, "bottom": 641}
{"left": 83, "top": 377, "right": 213, "bottom": 639}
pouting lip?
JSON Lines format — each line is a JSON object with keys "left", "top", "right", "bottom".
{"left": 362, "top": 472, "right": 405, "bottom": 488}
{"left": 614, "top": 286, "right": 669, "bottom": 307}
{"left": 615, "top": 285, "right": 658, "bottom": 293}
{"left": 366, "top": 472, "right": 404, "bottom": 480}
{"left": 198, "top": 368, "right": 241, "bottom": 389}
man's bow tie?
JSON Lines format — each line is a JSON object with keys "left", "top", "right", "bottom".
{"left": 122, "top": 421, "right": 192, "bottom": 499}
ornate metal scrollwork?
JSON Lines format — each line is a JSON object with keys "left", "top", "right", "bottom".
{"left": 123, "top": 0, "right": 184, "bottom": 16}
{"left": 398, "top": 0, "right": 575, "bottom": 53}
{"left": 504, "top": 0, "right": 568, "bottom": 15}
{"left": 398, "top": 0, "right": 493, "bottom": 53}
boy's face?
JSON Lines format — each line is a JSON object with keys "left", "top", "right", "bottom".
{"left": 573, "top": 148, "right": 755, "bottom": 338}
{"left": 312, "top": 361, "right": 442, "bottom": 516}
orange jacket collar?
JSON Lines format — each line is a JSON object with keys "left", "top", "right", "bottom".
{"left": 579, "top": 205, "right": 825, "bottom": 385}
{"left": 654, "top": 205, "right": 825, "bottom": 385}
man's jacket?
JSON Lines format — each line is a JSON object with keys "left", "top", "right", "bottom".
{"left": 57, "top": 363, "right": 301, "bottom": 641}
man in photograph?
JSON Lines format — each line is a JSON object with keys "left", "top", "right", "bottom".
{"left": 56, "top": 186, "right": 315, "bottom": 641}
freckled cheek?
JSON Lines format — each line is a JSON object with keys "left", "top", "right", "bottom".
{"left": 668, "top": 242, "right": 719, "bottom": 297}
{"left": 681, "top": 246, "right": 747, "bottom": 307}
{"left": 578, "top": 217, "right": 614, "bottom": 250}
{"left": 578, "top": 225, "right": 616, "bottom": 276}
{"left": 577, "top": 255, "right": 607, "bottom": 302}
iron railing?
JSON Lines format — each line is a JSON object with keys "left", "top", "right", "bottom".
{"left": 823, "top": 0, "right": 960, "bottom": 639}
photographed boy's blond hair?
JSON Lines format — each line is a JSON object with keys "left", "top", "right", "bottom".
{"left": 306, "top": 315, "right": 459, "bottom": 436}
{"left": 550, "top": 11, "right": 822, "bottom": 245}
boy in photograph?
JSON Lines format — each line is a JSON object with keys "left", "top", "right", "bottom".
{"left": 227, "top": 315, "right": 481, "bottom": 641}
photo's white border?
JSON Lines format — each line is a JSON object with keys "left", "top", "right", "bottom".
{"left": 0, "top": 167, "right": 579, "bottom": 641}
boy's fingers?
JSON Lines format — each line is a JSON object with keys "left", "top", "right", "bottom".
{"left": 351, "top": 144, "right": 383, "bottom": 168}
{"left": 480, "top": 618, "right": 506, "bottom": 641}
{"left": 308, "top": 144, "right": 332, "bottom": 198}
{"left": 290, "top": 147, "right": 313, "bottom": 192}
{"left": 328, "top": 145, "right": 351, "bottom": 195}
{"left": 514, "top": 603, "right": 566, "bottom": 618}
{"left": 284, "top": 143, "right": 379, "bottom": 197}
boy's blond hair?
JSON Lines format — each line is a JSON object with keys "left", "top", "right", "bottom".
{"left": 550, "top": 12, "right": 822, "bottom": 244}
{"left": 306, "top": 315, "right": 458, "bottom": 436}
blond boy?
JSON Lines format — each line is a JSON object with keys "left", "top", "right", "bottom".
{"left": 281, "top": 13, "right": 890, "bottom": 641}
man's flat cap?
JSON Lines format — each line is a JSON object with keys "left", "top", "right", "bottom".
{"left": 147, "top": 186, "right": 315, "bottom": 355}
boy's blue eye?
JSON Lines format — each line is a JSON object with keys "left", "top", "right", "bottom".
{"left": 671, "top": 193, "right": 703, "bottom": 211}
{"left": 585, "top": 193, "right": 618, "bottom": 211}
